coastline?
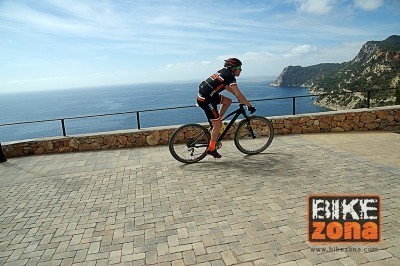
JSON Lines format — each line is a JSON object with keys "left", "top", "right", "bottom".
{"left": 0, "top": 80, "right": 326, "bottom": 143}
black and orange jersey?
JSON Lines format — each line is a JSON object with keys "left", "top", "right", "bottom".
{"left": 198, "top": 67, "right": 236, "bottom": 99}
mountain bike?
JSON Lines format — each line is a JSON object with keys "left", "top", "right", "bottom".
{"left": 168, "top": 104, "right": 274, "bottom": 163}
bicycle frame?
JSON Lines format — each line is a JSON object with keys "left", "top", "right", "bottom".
{"left": 190, "top": 104, "right": 250, "bottom": 149}
{"left": 217, "top": 104, "right": 249, "bottom": 141}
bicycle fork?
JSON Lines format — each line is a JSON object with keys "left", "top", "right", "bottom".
{"left": 246, "top": 120, "right": 257, "bottom": 139}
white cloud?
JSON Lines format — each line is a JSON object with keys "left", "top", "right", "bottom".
{"left": 0, "top": 0, "right": 398, "bottom": 92}
{"left": 285, "top": 44, "right": 318, "bottom": 57}
{"left": 297, "top": 0, "right": 334, "bottom": 15}
{"left": 0, "top": 40, "right": 371, "bottom": 92}
{"left": 216, "top": 41, "right": 363, "bottom": 78}
{"left": 0, "top": 1, "right": 120, "bottom": 39}
{"left": 354, "top": 0, "right": 384, "bottom": 11}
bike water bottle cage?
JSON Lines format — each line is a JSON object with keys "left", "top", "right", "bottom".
{"left": 219, "top": 123, "right": 227, "bottom": 135}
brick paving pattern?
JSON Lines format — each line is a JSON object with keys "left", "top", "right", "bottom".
{"left": 0, "top": 132, "right": 399, "bottom": 265}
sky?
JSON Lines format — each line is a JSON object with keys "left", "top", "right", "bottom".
{"left": 0, "top": 0, "right": 399, "bottom": 93}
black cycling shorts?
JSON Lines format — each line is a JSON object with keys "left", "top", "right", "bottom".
{"left": 197, "top": 94, "right": 222, "bottom": 122}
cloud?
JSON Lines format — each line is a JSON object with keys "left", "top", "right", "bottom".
{"left": 218, "top": 41, "right": 363, "bottom": 77}
{"left": 285, "top": 44, "right": 318, "bottom": 57}
{"left": 0, "top": 0, "right": 398, "bottom": 92}
{"left": 296, "top": 0, "right": 334, "bottom": 15}
{"left": 354, "top": 0, "right": 384, "bottom": 11}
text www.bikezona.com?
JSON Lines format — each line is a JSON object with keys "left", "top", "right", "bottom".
{"left": 311, "top": 246, "right": 379, "bottom": 253}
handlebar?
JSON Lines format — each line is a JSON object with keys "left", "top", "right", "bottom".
{"left": 238, "top": 102, "right": 256, "bottom": 108}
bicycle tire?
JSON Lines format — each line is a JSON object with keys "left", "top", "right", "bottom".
{"left": 234, "top": 116, "right": 274, "bottom": 155}
{"left": 169, "top": 123, "right": 211, "bottom": 163}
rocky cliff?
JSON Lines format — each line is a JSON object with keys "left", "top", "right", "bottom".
{"left": 271, "top": 63, "right": 342, "bottom": 87}
{"left": 272, "top": 35, "right": 400, "bottom": 109}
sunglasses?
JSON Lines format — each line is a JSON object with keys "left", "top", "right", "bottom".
{"left": 233, "top": 66, "right": 242, "bottom": 70}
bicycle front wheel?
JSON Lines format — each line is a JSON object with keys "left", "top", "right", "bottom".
{"left": 168, "top": 124, "right": 211, "bottom": 163}
{"left": 234, "top": 116, "right": 274, "bottom": 155}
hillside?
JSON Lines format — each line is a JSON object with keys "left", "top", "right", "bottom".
{"left": 271, "top": 63, "right": 343, "bottom": 87}
{"left": 272, "top": 35, "right": 400, "bottom": 109}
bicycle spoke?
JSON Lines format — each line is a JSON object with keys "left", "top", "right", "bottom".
{"left": 169, "top": 124, "right": 210, "bottom": 163}
{"left": 234, "top": 116, "right": 274, "bottom": 154}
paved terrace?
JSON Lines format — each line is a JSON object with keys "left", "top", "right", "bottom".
{"left": 0, "top": 131, "right": 399, "bottom": 266}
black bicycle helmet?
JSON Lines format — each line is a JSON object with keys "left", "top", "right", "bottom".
{"left": 224, "top": 58, "right": 242, "bottom": 68}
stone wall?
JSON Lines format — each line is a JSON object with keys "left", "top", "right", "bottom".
{"left": 271, "top": 106, "right": 400, "bottom": 134}
{"left": 2, "top": 106, "right": 400, "bottom": 158}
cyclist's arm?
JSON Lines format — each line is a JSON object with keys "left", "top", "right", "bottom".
{"left": 225, "top": 84, "right": 252, "bottom": 107}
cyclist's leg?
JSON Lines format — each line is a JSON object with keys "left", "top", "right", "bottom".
{"left": 219, "top": 95, "right": 232, "bottom": 118}
{"left": 197, "top": 96, "right": 222, "bottom": 157}
{"left": 197, "top": 97, "right": 221, "bottom": 140}
{"left": 207, "top": 97, "right": 223, "bottom": 158}
{"left": 209, "top": 118, "right": 221, "bottom": 149}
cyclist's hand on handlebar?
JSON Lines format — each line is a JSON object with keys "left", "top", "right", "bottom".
{"left": 247, "top": 106, "right": 256, "bottom": 114}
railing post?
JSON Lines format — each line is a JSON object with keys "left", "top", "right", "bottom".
{"left": 292, "top": 97, "right": 296, "bottom": 115}
{"left": 61, "top": 119, "right": 67, "bottom": 136}
{"left": 367, "top": 90, "right": 371, "bottom": 108}
{"left": 136, "top": 112, "right": 141, "bottom": 129}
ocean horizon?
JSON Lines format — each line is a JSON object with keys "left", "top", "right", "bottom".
{"left": 0, "top": 79, "right": 328, "bottom": 143}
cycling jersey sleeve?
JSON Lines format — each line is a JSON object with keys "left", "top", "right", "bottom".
{"left": 198, "top": 68, "right": 237, "bottom": 98}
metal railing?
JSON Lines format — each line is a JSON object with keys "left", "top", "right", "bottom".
{"left": 0, "top": 88, "right": 398, "bottom": 138}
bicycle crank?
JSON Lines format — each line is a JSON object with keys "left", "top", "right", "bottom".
{"left": 216, "top": 141, "right": 222, "bottom": 150}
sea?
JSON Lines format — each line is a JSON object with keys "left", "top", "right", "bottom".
{"left": 0, "top": 78, "right": 327, "bottom": 143}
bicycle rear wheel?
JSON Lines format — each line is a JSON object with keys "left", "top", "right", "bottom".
{"left": 234, "top": 116, "right": 274, "bottom": 155}
{"left": 168, "top": 124, "right": 211, "bottom": 163}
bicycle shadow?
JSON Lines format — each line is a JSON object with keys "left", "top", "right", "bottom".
{"left": 175, "top": 150, "right": 299, "bottom": 198}
{"left": 179, "top": 150, "right": 295, "bottom": 174}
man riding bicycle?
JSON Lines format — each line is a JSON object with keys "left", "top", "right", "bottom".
{"left": 197, "top": 58, "right": 256, "bottom": 158}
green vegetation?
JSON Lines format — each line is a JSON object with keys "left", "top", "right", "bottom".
{"left": 274, "top": 63, "right": 342, "bottom": 87}
{"left": 395, "top": 89, "right": 400, "bottom": 105}
{"left": 368, "top": 35, "right": 400, "bottom": 52}
{"left": 273, "top": 35, "right": 400, "bottom": 109}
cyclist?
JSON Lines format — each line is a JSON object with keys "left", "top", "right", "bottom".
{"left": 197, "top": 58, "right": 256, "bottom": 158}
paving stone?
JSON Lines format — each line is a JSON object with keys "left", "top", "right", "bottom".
{"left": 363, "top": 249, "right": 393, "bottom": 261}
{"left": 0, "top": 132, "right": 399, "bottom": 265}
{"left": 221, "top": 250, "right": 238, "bottom": 265}
{"left": 183, "top": 250, "right": 197, "bottom": 265}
